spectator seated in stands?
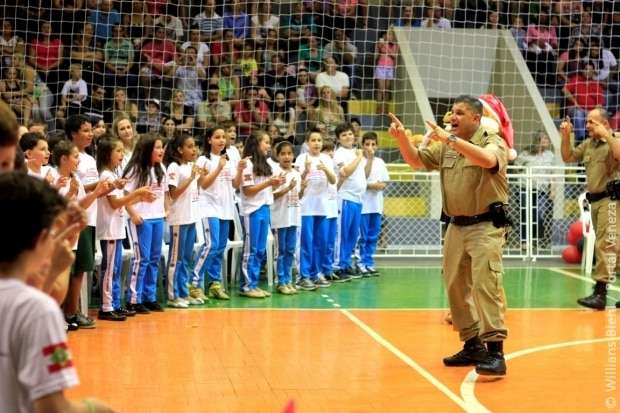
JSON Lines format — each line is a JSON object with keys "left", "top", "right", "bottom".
{"left": 182, "top": 27, "right": 210, "bottom": 70}
{"left": 510, "top": 15, "right": 528, "bottom": 53}
{"left": 312, "top": 85, "right": 345, "bottom": 139}
{"left": 557, "top": 37, "right": 588, "bottom": 85}
{"left": 103, "top": 24, "right": 136, "bottom": 93}
{"left": 0, "top": 66, "right": 33, "bottom": 126}
{"left": 562, "top": 62, "right": 605, "bottom": 143}
{"left": 525, "top": 11, "right": 559, "bottom": 85}
{"left": 153, "top": 3, "right": 185, "bottom": 42}
{"left": 166, "top": 89, "right": 195, "bottom": 133}
{"left": 393, "top": 4, "right": 422, "bottom": 28}
{"left": 260, "top": 54, "right": 295, "bottom": 99}
{"left": 585, "top": 37, "right": 619, "bottom": 116}
{"left": 87, "top": 0, "right": 121, "bottom": 46}
{"left": 315, "top": 57, "right": 350, "bottom": 114}
{"left": 421, "top": 5, "right": 452, "bottom": 29}
{"left": 279, "top": 1, "right": 315, "bottom": 55}
{"left": 139, "top": 24, "right": 176, "bottom": 94}
{"left": 170, "top": 46, "right": 206, "bottom": 112}
{"left": 70, "top": 23, "right": 103, "bottom": 90}
{"left": 271, "top": 90, "right": 296, "bottom": 140}
{"left": 234, "top": 87, "right": 270, "bottom": 139}
{"left": 250, "top": 1, "right": 280, "bottom": 46}
{"left": 60, "top": 63, "right": 88, "bottom": 119}
{"left": 193, "top": 0, "right": 223, "bottom": 43}
{"left": 123, "top": 0, "right": 154, "bottom": 49}
{"left": 109, "top": 87, "right": 138, "bottom": 125}
{"left": 197, "top": 84, "right": 232, "bottom": 131}
{"left": 224, "top": 0, "right": 251, "bottom": 46}
{"left": 323, "top": 29, "right": 357, "bottom": 88}
{"left": 298, "top": 35, "right": 323, "bottom": 81}
{"left": 28, "top": 21, "right": 64, "bottom": 96}
{"left": 136, "top": 98, "right": 162, "bottom": 134}
{"left": 480, "top": 8, "right": 504, "bottom": 30}
{"left": 0, "top": 19, "right": 25, "bottom": 68}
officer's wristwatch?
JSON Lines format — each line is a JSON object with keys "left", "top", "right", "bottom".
{"left": 447, "top": 134, "right": 458, "bottom": 147}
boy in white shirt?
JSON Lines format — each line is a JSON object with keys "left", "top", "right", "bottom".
{"left": 333, "top": 123, "right": 366, "bottom": 281}
{"left": 60, "top": 64, "right": 88, "bottom": 117}
{"left": 65, "top": 115, "right": 106, "bottom": 329}
{"left": 0, "top": 172, "right": 114, "bottom": 413}
{"left": 359, "top": 132, "right": 389, "bottom": 275}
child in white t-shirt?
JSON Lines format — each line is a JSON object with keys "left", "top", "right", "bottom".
{"left": 123, "top": 135, "right": 169, "bottom": 314}
{"left": 239, "top": 130, "right": 284, "bottom": 298}
{"left": 96, "top": 137, "right": 156, "bottom": 320}
{"left": 0, "top": 172, "right": 114, "bottom": 413}
{"left": 333, "top": 123, "right": 366, "bottom": 281}
{"left": 294, "top": 129, "right": 337, "bottom": 290}
{"left": 271, "top": 141, "right": 302, "bottom": 294}
{"left": 359, "top": 132, "right": 389, "bottom": 275}
{"left": 19, "top": 132, "right": 56, "bottom": 185}
{"left": 164, "top": 134, "right": 202, "bottom": 308}
{"left": 192, "top": 127, "right": 244, "bottom": 301}
{"left": 320, "top": 139, "right": 339, "bottom": 281}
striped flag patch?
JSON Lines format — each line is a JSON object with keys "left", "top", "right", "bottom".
{"left": 42, "top": 342, "right": 73, "bottom": 374}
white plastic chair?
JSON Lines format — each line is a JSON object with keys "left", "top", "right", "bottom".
{"left": 578, "top": 192, "right": 596, "bottom": 276}
{"left": 224, "top": 209, "right": 245, "bottom": 290}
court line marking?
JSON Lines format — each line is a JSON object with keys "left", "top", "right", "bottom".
{"left": 460, "top": 336, "right": 620, "bottom": 412}
{"left": 180, "top": 307, "right": 585, "bottom": 312}
{"left": 340, "top": 308, "right": 474, "bottom": 412}
{"left": 549, "top": 267, "right": 620, "bottom": 293}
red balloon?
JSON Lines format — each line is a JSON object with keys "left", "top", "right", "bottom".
{"left": 567, "top": 221, "right": 583, "bottom": 246}
{"left": 562, "top": 245, "right": 582, "bottom": 264}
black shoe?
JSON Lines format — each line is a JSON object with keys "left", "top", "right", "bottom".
{"left": 616, "top": 301, "right": 620, "bottom": 309}
{"left": 127, "top": 303, "right": 150, "bottom": 314}
{"left": 143, "top": 301, "right": 164, "bottom": 312}
{"left": 443, "top": 338, "right": 488, "bottom": 367}
{"left": 98, "top": 310, "right": 127, "bottom": 321}
{"left": 66, "top": 321, "right": 79, "bottom": 331}
{"left": 67, "top": 313, "right": 96, "bottom": 329}
{"left": 577, "top": 282, "right": 607, "bottom": 310}
{"left": 116, "top": 307, "right": 137, "bottom": 317}
{"left": 333, "top": 269, "right": 352, "bottom": 283}
{"left": 476, "top": 341, "right": 507, "bottom": 376}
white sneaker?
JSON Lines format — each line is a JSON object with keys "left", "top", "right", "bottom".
{"left": 168, "top": 298, "right": 189, "bottom": 308}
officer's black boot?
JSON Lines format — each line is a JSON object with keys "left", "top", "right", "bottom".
{"left": 577, "top": 281, "right": 607, "bottom": 310}
{"left": 476, "top": 341, "right": 507, "bottom": 376}
{"left": 443, "top": 336, "right": 488, "bottom": 367}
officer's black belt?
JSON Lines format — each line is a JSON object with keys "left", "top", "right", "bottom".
{"left": 586, "top": 191, "right": 609, "bottom": 203}
{"left": 449, "top": 212, "right": 492, "bottom": 226}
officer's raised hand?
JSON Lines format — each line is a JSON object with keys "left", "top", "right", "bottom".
{"left": 388, "top": 113, "right": 406, "bottom": 139}
{"left": 425, "top": 120, "right": 450, "bottom": 143}
{"left": 559, "top": 116, "right": 573, "bottom": 140}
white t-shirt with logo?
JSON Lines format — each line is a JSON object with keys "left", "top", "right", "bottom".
{"left": 166, "top": 162, "right": 199, "bottom": 226}
{"left": 76, "top": 152, "right": 99, "bottom": 226}
{"left": 196, "top": 154, "right": 237, "bottom": 220}
{"left": 334, "top": 147, "right": 366, "bottom": 204}
{"left": 270, "top": 166, "right": 301, "bottom": 229}
{"left": 240, "top": 160, "right": 273, "bottom": 216}
{"left": 361, "top": 157, "right": 390, "bottom": 214}
{"left": 125, "top": 165, "right": 168, "bottom": 220}
{"left": 294, "top": 152, "right": 334, "bottom": 217}
{"left": 96, "top": 169, "right": 126, "bottom": 240}
{"left": 0, "top": 279, "right": 79, "bottom": 413}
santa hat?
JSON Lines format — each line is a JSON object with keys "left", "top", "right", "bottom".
{"left": 478, "top": 94, "right": 517, "bottom": 161}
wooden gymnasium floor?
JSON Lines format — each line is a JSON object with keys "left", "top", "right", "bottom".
{"left": 67, "top": 265, "right": 620, "bottom": 413}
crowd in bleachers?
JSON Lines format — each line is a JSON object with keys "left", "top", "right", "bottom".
{"left": 0, "top": 0, "right": 618, "bottom": 148}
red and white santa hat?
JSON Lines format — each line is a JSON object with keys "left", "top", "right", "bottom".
{"left": 478, "top": 94, "right": 517, "bottom": 161}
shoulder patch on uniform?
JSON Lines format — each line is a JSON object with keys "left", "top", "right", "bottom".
{"left": 42, "top": 342, "right": 73, "bottom": 374}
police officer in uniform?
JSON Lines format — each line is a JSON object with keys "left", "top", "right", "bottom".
{"left": 389, "top": 95, "right": 509, "bottom": 376}
{"left": 560, "top": 108, "right": 620, "bottom": 309}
